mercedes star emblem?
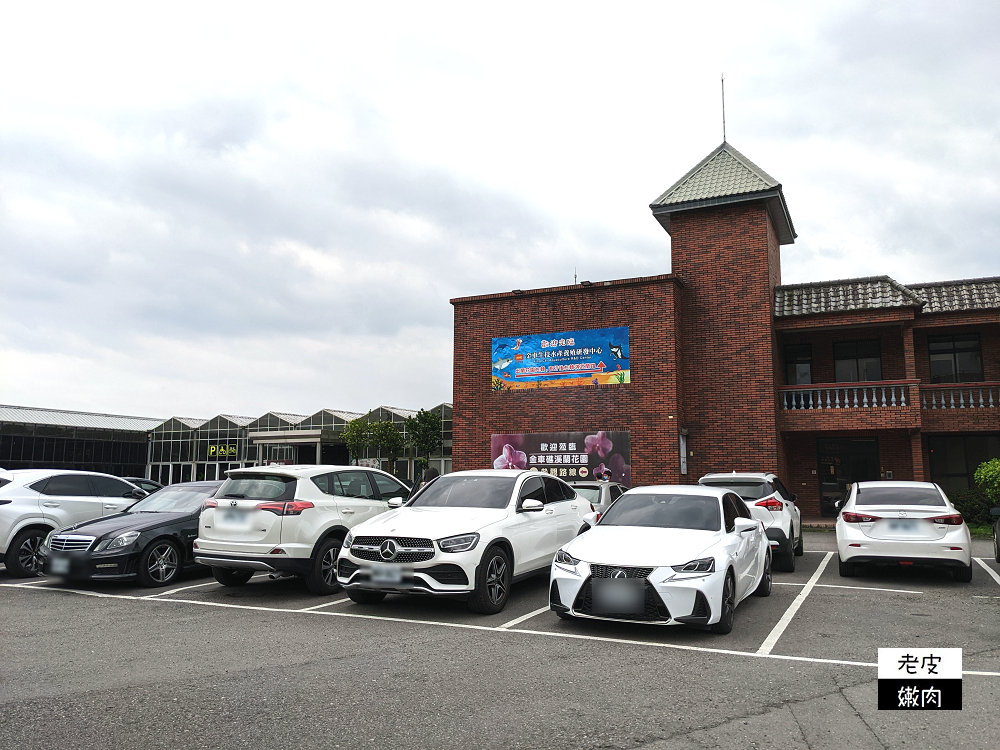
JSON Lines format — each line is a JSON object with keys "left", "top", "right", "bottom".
{"left": 611, "top": 569, "right": 627, "bottom": 579}
{"left": 380, "top": 539, "right": 399, "bottom": 561}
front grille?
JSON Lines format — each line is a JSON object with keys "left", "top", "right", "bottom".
{"left": 338, "top": 558, "right": 360, "bottom": 578}
{"left": 354, "top": 536, "right": 433, "bottom": 548}
{"left": 572, "top": 577, "right": 670, "bottom": 622}
{"left": 49, "top": 535, "right": 96, "bottom": 552}
{"left": 589, "top": 564, "right": 654, "bottom": 579}
{"left": 350, "top": 536, "right": 435, "bottom": 564}
{"left": 421, "top": 564, "right": 468, "bottom": 586}
{"left": 351, "top": 548, "right": 435, "bottom": 564}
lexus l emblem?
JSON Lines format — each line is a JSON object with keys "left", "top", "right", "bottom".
{"left": 230, "top": 500, "right": 238, "bottom": 507}
{"left": 611, "top": 569, "right": 627, "bottom": 579}
{"left": 380, "top": 539, "right": 399, "bottom": 561}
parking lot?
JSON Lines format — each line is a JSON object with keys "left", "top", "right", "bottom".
{"left": 3, "top": 531, "right": 1000, "bottom": 749}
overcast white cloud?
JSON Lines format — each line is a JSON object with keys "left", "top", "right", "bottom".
{"left": 1, "top": 1, "right": 998, "bottom": 419}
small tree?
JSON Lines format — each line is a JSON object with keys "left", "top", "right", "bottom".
{"left": 341, "top": 418, "right": 371, "bottom": 465}
{"left": 369, "top": 419, "right": 405, "bottom": 474}
{"left": 404, "top": 409, "right": 443, "bottom": 465}
{"left": 974, "top": 458, "right": 1000, "bottom": 508}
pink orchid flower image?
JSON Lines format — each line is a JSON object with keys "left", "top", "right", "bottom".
{"left": 584, "top": 431, "right": 613, "bottom": 459}
{"left": 609, "top": 453, "right": 632, "bottom": 486}
{"left": 593, "top": 463, "right": 607, "bottom": 478}
{"left": 493, "top": 443, "right": 528, "bottom": 470}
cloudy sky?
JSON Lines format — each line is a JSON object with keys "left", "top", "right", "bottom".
{"left": 1, "top": 2, "right": 998, "bottom": 420}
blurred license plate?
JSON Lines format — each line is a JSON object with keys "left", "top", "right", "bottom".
{"left": 592, "top": 578, "right": 644, "bottom": 614}
{"left": 50, "top": 556, "right": 70, "bottom": 575}
{"left": 888, "top": 520, "right": 918, "bottom": 532}
{"left": 218, "top": 510, "right": 251, "bottom": 529}
{"left": 371, "top": 566, "right": 403, "bottom": 584}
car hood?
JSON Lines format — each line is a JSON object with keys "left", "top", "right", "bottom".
{"left": 351, "top": 506, "right": 509, "bottom": 539}
{"left": 564, "top": 526, "right": 721, "bottom": 567}
{"left": 55, "top": 512, "right": 193, "bottom": 538}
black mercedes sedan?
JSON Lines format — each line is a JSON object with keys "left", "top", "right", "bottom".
{"left": 40, "top": 480, "right": 223, "bottom": 587}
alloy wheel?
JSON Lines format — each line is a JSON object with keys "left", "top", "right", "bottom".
{"left": 721, "top": 574, "right": 735, "bottom": 627}
{"left": 18, "top": 534, "right": 43, "bottom": 575}
{"left": 148, "top": 544, "right": 179, "bottom": 583}
{"left": 486, "top": 555, "right": 507, "bottom": 604}
{"left": 321, "top": 546, "right": 339, "bottom": 586}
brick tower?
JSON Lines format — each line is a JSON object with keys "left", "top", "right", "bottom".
{"left": 649, "top": 142, "right": 796, "bottom": 478}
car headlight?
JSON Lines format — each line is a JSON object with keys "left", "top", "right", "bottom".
{"left": 671, "top": 557, "right": 715, "bottom": 573}
{"left": 342, "top": 532, "right": 353, "bottom": 550}
{"left": 104, "top": 531, "right": 141, "bottom": 550}
{"left": 554, "top": 549, "right": 579, "bottom": 566}
{"left": 437, "top": 533, "right": 479, "bottom": 553}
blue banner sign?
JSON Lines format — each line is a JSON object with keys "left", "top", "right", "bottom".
{"left": 491, "top": 326, "right": 629, "bottom": 390}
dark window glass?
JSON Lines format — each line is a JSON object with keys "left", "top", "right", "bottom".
{"left": 371, "top": 472, "right": 409, "bottom": 500}
{"left": 600, "top": 493, "right": 722, "bottom": 532}
{"left": 609, "top": 485, "right": 624, "bottom": 501}
{"left": 834, "top": 340, "right": 882, "bottom": 382}
{"left": 40, "top": 475, "right": 94, "bottom": 496}
{"left": 312, "top": 473, "right": 334, "bottom": 494}
{"left": 519, "top": 476, "right": 546, "bottom": 503}
{"left": 728, "top": 493, "right": 752, "bottom": 519}
{"left": 722, "top": 496, "right": 739, "bottom": 532}
{"left": 333, "top": 471, "right": 375, "bottom": 499}
{"left": 411, "top": 476, "right": 515, "bottom": 509}
{"left": 92, "top": 476, "right": 136, "bottom": 497}
{"left": 700, "top": 480, "right": 769, "bottom": 499}
{"left": 855, "top": 486, "right": 945, "bottom": 507}
{"left": 785, "top": 344, "right": 813, "bottom": 385}
{"left": 928, "top": 334, "right": 983, "bottom": 384}
{"left": 929, "top": 435, "right": 1000, "bottom": 495}
{"left": 772, "top": 478, "right": 793, "bottom": 502}
{"left": 542, "top": 477, "right": 569, "bottom": 503}
{"left": 218, "top": 474, "right": 296, "bottom": 501}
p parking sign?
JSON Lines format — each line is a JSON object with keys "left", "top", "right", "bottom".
{"left": 877, "top": 648, "right": 962, "bottom": 710}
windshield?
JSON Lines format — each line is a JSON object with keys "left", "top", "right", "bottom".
{"left": 410, "top": 476, "right": 515, "bottom": 509}
{"left": 855, "top": 486, "right": 945, "bottom": 507}
{"left": 600, "top": 493, "right": 721, "bottom": 531}
{"left": 573, "top": 486, "right": 602, "bottom": 503}
{"left": 700, "top": 480, "right": 769, "bottom": 499}
{"left": 218, "top": 474, "right": 296, "bottom": 502}
{"left": 128, "top": 486, "right": 219, "bottom": 513}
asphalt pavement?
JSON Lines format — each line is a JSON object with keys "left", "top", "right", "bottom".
{"left": 2, "top": 532, "right": 999, "bottom": 749}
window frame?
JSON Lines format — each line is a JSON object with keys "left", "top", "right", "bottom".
{"left": 784, "top": 343, "right": 813, "bottom": 385}
{"left": 834, "top": 340, "right": 883, "bottom": 383}
{"left": 927, "top": 333, "right": 983, "bottom": 384}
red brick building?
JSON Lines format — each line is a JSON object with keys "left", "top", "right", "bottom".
{"left": 451, "top": 142, "right": 1000, "bottom": 517}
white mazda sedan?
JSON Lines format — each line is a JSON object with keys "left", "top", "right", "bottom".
{"left": 836, "top": 481, "right": 973, "bottom": 581}
{"left": 549, "top": 486, "right": 771, "bottom": 633}
{"left": 336, "top": 469, "right": 592, "bottom": 614}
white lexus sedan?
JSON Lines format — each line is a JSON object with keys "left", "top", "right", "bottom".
{"left": 549, "top": 486, "right": 771, "bottom": 634}
{"left": 836, "top": 481, "right": 973, "bottom": 581}
{"left": 336, "top": 469, "right": 592, "bottom": 614}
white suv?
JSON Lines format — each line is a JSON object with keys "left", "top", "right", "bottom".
{"left": 336, "top": 469, "right": 593, "bottom": 614}
{"left": 698, "top": 472, "right": 803, "bottom": 572}
{"left": 194, "top": 465, "right": 409, "bottom": 594}
{"left": 0, "top": 469, "right": 147, "bottom": 577}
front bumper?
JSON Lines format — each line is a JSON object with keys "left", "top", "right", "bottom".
{"left": 41, "top": 548, "right": 141, "bottom": 580}
{"left": 549, "top": 561, "right": 726, "bottom": 626}
{"left": 837, "top": 522, "right": 972, "bottom": 567}
{"left": 336, "top": 548, "right": 477, "bottom": 597}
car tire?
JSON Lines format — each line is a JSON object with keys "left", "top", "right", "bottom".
{"left": 347, "top": 589, "right": 387, "bottom": 604}
{"left": 710, "top": 570, "right": 736, "bottom": 634}
{"left": 212, "top": 567, "right": 254, "bottom": 586}
{"left": 4, "top": 527, "right": 47, "bottom": 577}
{"left": 838, "top": 556, "right": 855, "bottom": 577}
{"left": 753, "top": 550, "right": 772, "bottom": 597}
{"left": 468, "top": 545, "right": 512, "bottom": 615}
{"left": 305, "top": 537, "right": 343, "bottom": 595}
{"left": 953, "top": 563, "right": 973, "bottom": 583}
{"left": 775, "top": 534, "right": 796, "bottom": 572}
{"left": 794, "top": 526, "right": 804, "bottom": 556}
{"left": 137, "top": 539, "right": 182, "bottom": 587}
{"left": 994, "top": 530, "right": 1000, "bottom": 564}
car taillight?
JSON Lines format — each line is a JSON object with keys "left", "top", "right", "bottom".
{"left": 204, "top": 499, "right": 218, "bottom": 508}
{"left": 595, "top": 513, "right": 601, "bottom": 523}
{"left": 928, "top": 514, "right": 964, "bottom": 526}
{"left": 842, "top": 512, "right": 881, "bottom": 523}
{"left": 755, "top": 498, "right": 783, "bottom": 511}
{"left": 256, "top": 501, "right": 315, "bottom": 515}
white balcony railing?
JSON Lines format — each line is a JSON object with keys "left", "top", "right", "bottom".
{"left": 921, "top": 385, "right": 1000, "bottom": 409}
{"left": 780, "top": 382, "right": 914, "bottom": 411}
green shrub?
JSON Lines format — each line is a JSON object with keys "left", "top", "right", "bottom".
{"left": 974, "top": 458, "right": 1000, "bottom": 506}
{"left": 949, "top": 488, "right": 994, "bottom": 526}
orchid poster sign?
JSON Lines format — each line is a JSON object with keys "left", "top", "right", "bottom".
{"left": 491, "top": 326, "right": 629, "bottom": 391}
{"left": 491, "top": 431, "right": 631, "bottom": 485}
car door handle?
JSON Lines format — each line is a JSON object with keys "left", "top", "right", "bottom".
{"left": 42, "top": 502, "right": 60, "bottom": 507}
{"left": 342, "top": 509, "right": 355, "bottom": 514}
{"left": 545, "top": 509, "right": 554, "bottom": 515}
{"left": 104, "top": 505, "right": 119, "bottom": 510}
{"left": 570, "top": 504, "right": 578, "bottom": 509}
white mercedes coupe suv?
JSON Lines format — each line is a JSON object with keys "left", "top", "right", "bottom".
{"left": 835, "top": 481, "right": 972, "bottom": 581}
{"left": 550, "top": 486, "right": 771, "bottom": 634}
{"left": 336, "top": 469, "right": 593, "bottom": 614}
{"left": 699, "top": 472, "right": 802, "bottom": 572}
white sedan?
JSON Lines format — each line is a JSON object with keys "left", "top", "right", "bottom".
{"left": 836, "top": 481, "right": 973, "bottom": 581}
{"left": 549, "top": 486, "right": 771, "bottom": 634}
{"left": 337, "top": 469, "right": 593, "bottom": 614}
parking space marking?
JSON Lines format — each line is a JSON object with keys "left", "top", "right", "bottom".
{"left": 772, "top": 582, "right": 923, "bottom": 594}
{"left": 12, "top": 578, "right": 50, "bottom": 585}
{"left": 299, "top": 597, "right": 350, "bottom": 611}
{"left": 974, "top": 558, "right": 1000, "bottom": 588}
{"left": 497, "top": 606, "right": 551, "bottom": 629}
{"left": 144, "top": 581, "right": 222, "bottom": 598}
{"left": 757, "top": 551, "right": 834, "bottom": 656}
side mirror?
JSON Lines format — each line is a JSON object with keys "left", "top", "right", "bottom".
{"left": 582, "top": 511, "right": 600, "bottom": 527}
{"left": 990, "top": 507, "right": 1000, "bottom": 517}
{"left": 734, "top": 517, "right": 757, "bottom": 534}
{"left": 520, "top": 498, "right": 544, "bottom": 512}
{"left": 387, "top": 497, "right": 404, "bottom": 509}
{"left": 126, "top": 488, "right": 147, "bottom": 499}
{"left": 791, "top": 494, "right": 798, "bottom": 503}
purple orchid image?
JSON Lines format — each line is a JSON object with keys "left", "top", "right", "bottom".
{"left": 493, "top": 443, "right": 528, "bottom": 470}
{"left": 584, "top": 431, "right": 613, "bottom": 459}
{"left": 593, "top": 463, "right": 607, "bottom": 478}
{"left": 609, "top": 453, "right": 632, "bottom": 486}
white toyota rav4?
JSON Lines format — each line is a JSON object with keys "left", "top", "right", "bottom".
{"left": 337, "top": 469, "right": 593, "bottom": 614}
{"left": 194, "top": 465, "right": 409, "bottom": 594}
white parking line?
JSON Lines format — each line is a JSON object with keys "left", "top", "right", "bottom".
{"left": 498, "top": 606, "right": 551, "bottom": 629}
{"left": 12, "top": 578, "right": 50, "bottom": 585}
{"left": 757, "top": 551, "right": 834, "bottom": 656}
{"left": 299, "top": 597, "right": 350, "bottom": 611}
{"left": 772, "top": 582, "right": 923, "bottom": 595}
{"left": 144, "top": 581, "right": 221, "bottom": 598}
{"left": 5, "top": 580, "right": 1000, "bottom": 677}
{"left": 974, "top": 558, "right": 1000, "bottom": 588}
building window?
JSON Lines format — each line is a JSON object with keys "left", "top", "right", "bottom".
{"left": 834, "top": 340, "right": 882, "bottom": 382}
{"left": 929, "top": 434, "right": 1000, "bottom": 495}
{"left": 785, "top": 344, "right": 813, "bottom": 385}
{"left": 928, "top": 334, "right": 983, "bottom": 383}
